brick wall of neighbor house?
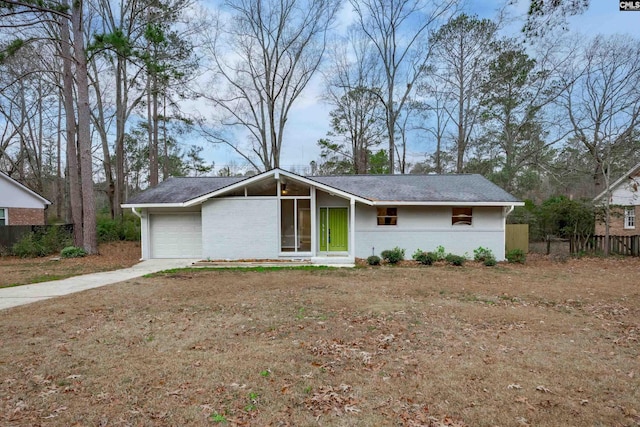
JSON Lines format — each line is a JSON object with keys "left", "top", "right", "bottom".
{"left": 595, "top": 205, "right": 638, "bottom": 236}
{"left": 7, "top": 208, "right": 46, "bottom": 225}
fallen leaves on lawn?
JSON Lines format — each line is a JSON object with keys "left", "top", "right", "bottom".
{"left": 304, "top": 384, "right": 359, "bottom": 416}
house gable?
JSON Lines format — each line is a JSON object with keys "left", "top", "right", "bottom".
{"left": 184, "top": 169, "right": 372, "bottom": 207}
{"left": 0, "top": 172, "right": 51, "bottom": 209}
{"left": 593, "top": 162, "right": 640, "bottom": 206}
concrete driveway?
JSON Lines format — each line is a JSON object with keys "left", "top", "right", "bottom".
{"left": 0, "top": 259, "right": 198, "bottom": 311}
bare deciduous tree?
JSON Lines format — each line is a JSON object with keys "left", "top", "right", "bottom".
{"left": 321, "top": 30, "right": 385, "bottom": 174}
{"left": 560, "top": 34, "right": 640, "bottom": 254}
{"left": 350, "top": 0, "right": 457, "bottom": 173}
{"left": 560, "top": 35, "right": 640, "bottom": 195}
{"left": 201, "top": 0, "right": 340, "bottom": 171}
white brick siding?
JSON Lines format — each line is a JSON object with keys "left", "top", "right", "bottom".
{"left": 202, "top": 198, "right": 279, "bottom": 259}
{"left": 354, "top": 205, "right": 506, "bottom": 260}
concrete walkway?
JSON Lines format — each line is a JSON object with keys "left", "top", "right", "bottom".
{"left": 0, "top": 259, "right": 198, "bottom": 311}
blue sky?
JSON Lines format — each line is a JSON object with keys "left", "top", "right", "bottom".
{"left": 199, "top": 1, "right": 639, "bottom": 173}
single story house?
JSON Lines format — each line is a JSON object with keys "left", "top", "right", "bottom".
{"left": 593, "top": 162, "right": 640, "bottom": 236}
{"left": 0, "top": 171, "right": 51, "bottom": 226}
{"left": 122, "top": 168, "right": 523, "bottom": 262}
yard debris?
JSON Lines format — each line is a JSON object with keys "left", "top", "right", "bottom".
{"left": 304, "top": 384, "right": 359, "bottom": 416}
{"left": 507, "top": 384, "right": 522, "bottom": 390}
{"left": 535, "top": 385, "right": 552, "bottom": 393}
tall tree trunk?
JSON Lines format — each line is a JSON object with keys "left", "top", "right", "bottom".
{"left": 162, "top": 97, "right": 168, "bottom": 180}
{"left": 148, "top": 73, "right": 158, "bottom": 186}
{"left": 91, "top": 60, "right": 115, "bottom": 219}
{"left": 387, "top": 86, "right": 395, "bottom": 174}
{"left": 72, "top": 1, "right": 98, "bottom": 254}
{"left": 56, "top": 91, "right": 63, "bottom": 221}
{"left": 114, "top": 57, "right": 126, "bottom": 217}
{"left": 60, "top": 8, "right": 83, "bottom": 246}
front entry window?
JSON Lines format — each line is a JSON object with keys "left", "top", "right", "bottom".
{"left": 281, "top": 199, "right": 311, "bottom": 252}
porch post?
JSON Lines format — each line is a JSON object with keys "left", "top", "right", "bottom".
{"left": 141, "top": 209, "right": 150, "bottom": 260}
{"left": 310, "top": 187, "right": 317, "bottom": 257}
{"left": 350, "top": 198, "right": 356, "bottom": 259}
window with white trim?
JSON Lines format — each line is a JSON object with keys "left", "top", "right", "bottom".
{"left": 0, "top": 208, "right": 6, "bottom": 226}
{"left": 452, "top": 207, "right": 473, "bottom": 226}
{"left": 624, "top": 206, "right": 635, "bottom": 229}
{"left": 377, "top": 207, "right": 397, "bottom": 225}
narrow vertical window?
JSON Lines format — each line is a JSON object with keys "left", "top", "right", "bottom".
{"left": 0, "top": 208, "right": 6, "bottom": 225}
{"left": 624, "top": 206, "right": 635, "bottom": 229}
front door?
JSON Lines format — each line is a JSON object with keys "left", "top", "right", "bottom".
{"left": 319, "top": 208, "right": 348, "bottom": 252}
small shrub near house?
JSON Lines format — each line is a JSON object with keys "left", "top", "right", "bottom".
{"left": 445, "top": 253, "right": 466, "bottom": 266}
{"left": 366, "top": 255, "right": 381, "bottom": 266}
{"left": 506, "top": 248, "right": 526, "bottom": 264}
{"left": 380, "top": 247, "right": 405, "bottom": 264}
{"left": 483, "top": 257, "right": 497, "bottom": 267}
{"left": 434, "top": 245, "right": 447, "bottom": 261}
{"left": 61, "top": 246, "right": 87, "bottom": 259}
{"left": 474, "top": 246, "right": 497, "bottom": 267}
{"left": 412, "top": 249, "right": 437, "bottom": 265}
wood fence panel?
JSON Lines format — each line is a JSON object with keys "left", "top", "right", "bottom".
{"left": 0, "top": 225, "right": 73, "bottom": 249}
{"left": 0, "top": 226, "right": 33, "bottom": 249}
{"left": 506, "top": 224, "right": 529, "bottom": 253}
{"left": 587, "top": 235, "right": 640, "bottom": 256}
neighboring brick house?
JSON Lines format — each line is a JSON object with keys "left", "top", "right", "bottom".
{"left": 594, "top": 163, "right": 640, "bottom": 236}
{"left": 0, "top": 171, "right": 51, "bottom": 226}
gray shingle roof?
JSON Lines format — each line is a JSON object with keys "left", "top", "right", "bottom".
{"left": 125, "top": 176, "right": 244, "bottom": 204}
{"left": 309, "top": 174, "right": 520, "bottom": 203}
{"left": 124, "top": 172, "right": 520, "bottom": 205}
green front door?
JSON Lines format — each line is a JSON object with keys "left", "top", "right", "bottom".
{"left": 319, "top": 208, "right": 348, "bottom": 252}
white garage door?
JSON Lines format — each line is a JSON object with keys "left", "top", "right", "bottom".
{"left": 150, "top": 214, "right": 202, "bottom": 258}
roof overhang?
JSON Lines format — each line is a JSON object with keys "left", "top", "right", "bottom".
{"left": 121, "top": 203, "right": 186, "bottom": 208}
{"left": 371, "top": 201, "right": 525, "bottom": 206}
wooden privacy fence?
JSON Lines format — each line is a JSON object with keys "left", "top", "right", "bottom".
{"left": 506, "top": 224, "right": 529, "bottom": 253}
{"left": 0, "top": 224, "right": 73, "bottom": 249}
{"left": 586, "top": 235, "right": 640, "bottom": 257}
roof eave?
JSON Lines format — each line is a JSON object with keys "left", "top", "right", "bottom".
{"left": 121, "top": 203, "right": 186, "bottom": 208}
{"left": 371, "top": 201, "right": 525, "bottom": 206}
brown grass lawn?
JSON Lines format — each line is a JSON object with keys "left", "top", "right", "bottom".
{"left": 1, "top": 257, "right": 639, "bottom": 426}
{"left": 0, "top": 241, "right": 141, "bottom": 287}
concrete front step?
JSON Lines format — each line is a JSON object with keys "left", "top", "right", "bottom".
{"left": 191, "top": 258, "right": 355, "bottom": 268}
